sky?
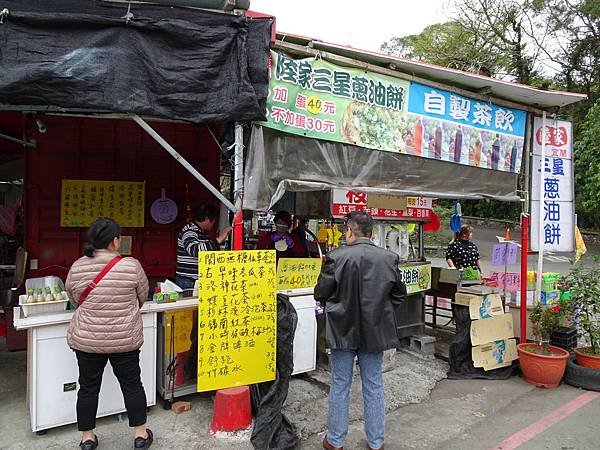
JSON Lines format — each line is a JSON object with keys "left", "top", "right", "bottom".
{"left": 250, "top": 0, "right": 452, "bottom": 53}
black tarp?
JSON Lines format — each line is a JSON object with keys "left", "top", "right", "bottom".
{"left": 250, "top": 294, "right": 299, "bottom": 450}
{"left": 0, "top": 1, "right": 271, "bottom": 123}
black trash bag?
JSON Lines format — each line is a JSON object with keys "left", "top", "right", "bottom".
{"left": 250, "top": 293, "right": 299, "bottom": 450}
{"left": 447, "top": 304, "right": 516, "bottom": 380}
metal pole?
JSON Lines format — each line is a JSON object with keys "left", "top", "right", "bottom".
{"left": 520, "top": 213, "right": 530, "bottom": 342}
{"left": 131, "top": 114, "right": 237, "bottom": 213}
{"left": 522, "top": 113, "right": 533, "bottom": 214}
{"left": 534, "top": 112, "right": 547, "bottom": 309}
{"left": 232, "top": 122, "right": 244, "bottom": 250}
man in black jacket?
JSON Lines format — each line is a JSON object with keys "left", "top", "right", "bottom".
{"left": 315, "top": 211, "right": 406, "bottom": 450}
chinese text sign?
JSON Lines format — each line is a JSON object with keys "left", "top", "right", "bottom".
{"left": 264, "top": 51, "right": 409, "bottom": 152}
{"left": 530, "top": 118, "right": 574, "bottom": 252}
{"left": 398, "top": 263, "right": 432, "bottom": 294}
{"left": 61, "top": 179, "right": 145, "bottom": 227}
{"left": 331, "top": 189, "right": 432, "bottom": 221}
{"left": 197, "top": 250, "right": 277, "bottom": 392}
{"left": 277, "top": 258, "right": 322, "bottom": 290}
{"left": 407, "top": 83, "right": 526, "bottom": 173}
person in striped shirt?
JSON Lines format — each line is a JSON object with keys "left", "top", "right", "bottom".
{"left": 175, "top": 204, "right": 232, "bottom": 290}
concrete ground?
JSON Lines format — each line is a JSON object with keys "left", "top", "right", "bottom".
{"left": 3, "top": 338, "right": 600, "bottom": 449}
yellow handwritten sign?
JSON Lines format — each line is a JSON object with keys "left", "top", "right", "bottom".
{"left": 60, "top": 179, "right": 145, "bottom": 227}
{"left": 164, "top": 309, "right": 195, "bottom": 355}
{"left": 197, "top": 250, "right": 277, "bottom": 392}
{"left": 277, "top": 258, "right": 322, "bottom": 290}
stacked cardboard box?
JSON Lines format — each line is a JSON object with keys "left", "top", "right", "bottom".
{"left": 455, "top": 291, "right": 518, "bottom": 371}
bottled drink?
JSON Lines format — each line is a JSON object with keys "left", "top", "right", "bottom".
{"left": 454, "top": 126, "right": 463, "bottom": 163}
{"left": 509, "top": 140, "right": 518, "bottom": 172}
{"left": 491, "top": 134, "right": 500, "bottom": 170}
{"left": 26, "top": 288, "right": 34, "bottom": 303}
{"left": 472, "top": 133, "right": 483, "bottom": 166}
{"left": 434, "top": 125, "right": 442, "bottom": 159}
{"left": 413, "top": 119, "right": 423, "bottom": 156}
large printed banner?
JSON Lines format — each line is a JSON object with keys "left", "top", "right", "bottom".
{"left": 406, "top": 83, "right": 526, "bottom": 173}
{"left": 197, "top": 250, "right": 277, "bottom": 392}
{"left": 61, "top": 179, "right": 145, "bottom": 227}
{"left": 530, "top": 118, "right": 574, "bottom": 252}
{"left": 264, "top": 52, "right": 526, "bottom": 173}
{"left": 265, "top": 51, "right": 410, "bottom": 151}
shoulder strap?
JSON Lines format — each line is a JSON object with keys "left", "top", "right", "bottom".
{"left": 79, "top": 256, "right": 123, "bottom": 305}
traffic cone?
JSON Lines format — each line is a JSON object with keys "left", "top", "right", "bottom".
{"left": 505, "top": 228, "right": 511, "bottom": 242}
{"left": 209, "top": 386, "right": 252, "bottom": 433}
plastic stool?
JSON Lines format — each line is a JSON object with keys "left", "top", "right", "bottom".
{"left": 209, "top": 386, "right": 252, "bottom": 433}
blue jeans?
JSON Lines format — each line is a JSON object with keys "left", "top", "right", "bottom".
{"left": 327, "top": 349, "right": 385, "bottom": 449}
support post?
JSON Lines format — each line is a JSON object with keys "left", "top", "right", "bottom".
{"left": 520, "top": 213, "right": 530, "bottom": 342}
{"left": 534, "top": 112, "right": 547, "bottom": 310}
{"left": 131, "top": 114, "right": 237, "bottom": 213}
{"left": 232, "top": 123, "right": 244, "bottom": 250}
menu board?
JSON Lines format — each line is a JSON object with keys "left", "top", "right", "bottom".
{"left": 277, "top": 258, "right": 322, "bottom": 290}
{"left": 197, "top": 250, "right": 277, "bottom": 392}
{"left": 60, "top": 179, "right": 145, "bottom": 227}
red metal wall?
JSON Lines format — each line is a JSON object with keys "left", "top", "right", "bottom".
{"left": 21, "top": 113, "right": 221, "bottom": 279}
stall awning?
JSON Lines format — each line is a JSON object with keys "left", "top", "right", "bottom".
{"left": 243, "top": 126, "right": 521, "bottom": 211}
{"left": 0, "top": 0, "right": 271, "bottom": 123}
{"left": 275, "top": 34, "right": 587, "bottom": 111}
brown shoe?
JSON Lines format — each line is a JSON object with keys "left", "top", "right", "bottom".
{"left": 323, "top": 436, "right": 343, "bottom": 450}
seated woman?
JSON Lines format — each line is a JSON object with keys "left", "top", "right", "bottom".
{"left": 256, "top": 210, "right": 306, "bottom": 259}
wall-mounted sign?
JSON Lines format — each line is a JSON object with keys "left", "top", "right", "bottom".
{"left": 61, "top": 179, "right": 145, "bottom": 227}
{"left": 332, "top": 189, "right": 433, "bottom": 221}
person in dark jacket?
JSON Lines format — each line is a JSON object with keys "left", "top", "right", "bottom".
{"left": 315, "top": 211, "right": 406, "bottom": 450}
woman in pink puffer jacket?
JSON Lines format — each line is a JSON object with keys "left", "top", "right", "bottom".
{"left": 66, "top": 218, "right": 153, "bottom": 450}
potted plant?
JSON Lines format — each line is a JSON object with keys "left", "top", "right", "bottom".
{"left": 561, "top": 263, "right": 600, "bottom": 368}
{"left": 517, "top": 299, "right": 570, "bottom": 388}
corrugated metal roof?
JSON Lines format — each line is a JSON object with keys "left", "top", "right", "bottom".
{"left": 276, "top": 33, "right": 587, "bottom": 111}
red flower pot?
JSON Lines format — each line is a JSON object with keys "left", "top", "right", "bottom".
{"left": 574, "top": 347, "right": 600, "bottom": 369}
{"left": 517, "top": 343, "right": 569, "bottom": 388}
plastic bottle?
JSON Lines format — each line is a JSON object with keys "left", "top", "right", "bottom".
{"left": 36, "top": 288, "right": 44, "bottom": 303}
{"left": 454, "top": 126, "right": 463, "bottom": 163}
{"left": 491, "top": 134, "right": 501, "bottom": 170}
{"left": 26, "top": 288, "right": 34, "bottom": 303}
{"left": 413, "top": 119, "right": 423, "bottom": 156}
{"left": 434, "top": 125, "right": 443, "bottom": 159}
{"left": 509, "top": 140, "right": 518, "bottom": 172}
{"left": 473, "top": 133, "right": 483, "bottom": 166}
{"left": 54, "top": 285, "right": 63, "bottom": 300}
{"left": 45, "top": 286, "right": 54, "bottom": 302}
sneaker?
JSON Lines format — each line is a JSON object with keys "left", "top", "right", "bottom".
{"left": 134, "top": 428, "right": 153, "bottom": 449}
{"left": 79, "top": 435, "right": 98, "bottom": 450}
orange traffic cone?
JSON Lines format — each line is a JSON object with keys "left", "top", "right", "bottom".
{"left": 505, "top": 228, "right": 511, "bottom": 242}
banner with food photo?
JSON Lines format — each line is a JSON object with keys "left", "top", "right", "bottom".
{"left": 406, "top": 83, "right": 527, "bottom": 173}
{"left": 264, "top": 51, "right": 410, "bottom": 152}
{"left": 263, "top": 51, "right": 526, "bottom": 174}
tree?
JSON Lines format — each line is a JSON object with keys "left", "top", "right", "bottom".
{"left": 380, "top": 21, "right": 508, "bottom": 76}
{"left": 573, "top": 100, "right": 600, "bottom": 228}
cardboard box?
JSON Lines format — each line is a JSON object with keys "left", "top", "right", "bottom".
{"left": 472, "top": 338, "right": 518, "bottom": 371}
{"left": 455, "top": 292, "right": 502, "bottom": 309}
{"left": 470, "top": 313, "right": 514, "bottom": 346}
{"left": 468, "top": 294, "right": 504, "bottom": 320}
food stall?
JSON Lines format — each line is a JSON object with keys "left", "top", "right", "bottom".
{"left": 1, "top": 0, "right": 589, "bottom": 434}
{"left": 1, "top": 0, "right": 273, "bottom": 431}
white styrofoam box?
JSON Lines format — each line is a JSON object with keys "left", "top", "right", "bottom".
{"left": 19, "top": 294, "right": 69, "bottom": 317}
{"left": 25, "top": 276, "right": 66, "bottom": 293}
